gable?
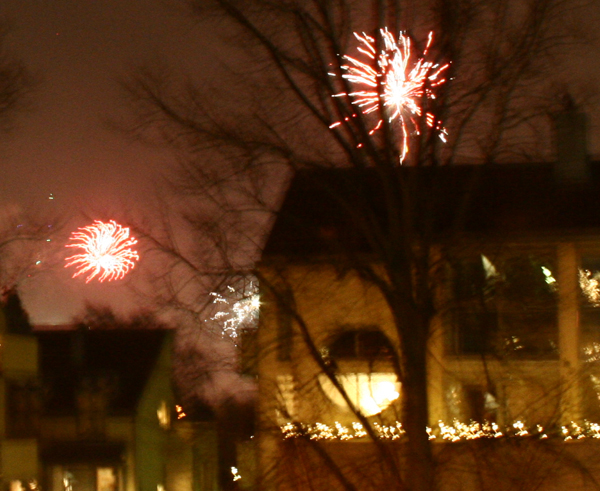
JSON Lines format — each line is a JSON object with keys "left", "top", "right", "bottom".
{"left": 37, "top": 329, "right": 170, "bottom": 415}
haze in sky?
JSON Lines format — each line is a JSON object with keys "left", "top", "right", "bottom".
{"left": 0, "top": 0, "right": 224, "bottom": 323}
{"left": 0, "top": 0, "right": 599, "bottom": 324}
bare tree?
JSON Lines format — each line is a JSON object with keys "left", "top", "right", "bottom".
{"left": 0, "top": 27, "right": 54, "bottom": 291}
{"left": 122, "top": 0, "right": 597, "bottom": 490}
{"left": 0, "top": 24, "right": 32, "bottom": 131}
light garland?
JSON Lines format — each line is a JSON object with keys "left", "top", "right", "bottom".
{"left": 281, "top": 420, "right": 600, "bottom": 442}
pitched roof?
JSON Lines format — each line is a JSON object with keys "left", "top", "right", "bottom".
{"left": 262, "top": 162, "right": 600, "bottom": 258}
{"left": 37, "top": 328, "right": 170, "bottom": 415}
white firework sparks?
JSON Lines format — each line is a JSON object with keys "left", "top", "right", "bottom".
{"left": 207, "top": 283, "right": 259, "bottom": 339}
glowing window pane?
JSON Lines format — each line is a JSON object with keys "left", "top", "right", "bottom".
{"left": 319, "top": 373, "right": 400, "bottom": 416}
{"left": 97, "top": 468, "right": 116, "bottom": 491}
{"left": 157, "top": 400, "right": 170, "bottom": 429}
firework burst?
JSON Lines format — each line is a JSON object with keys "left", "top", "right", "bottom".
{"left": 331, "top": 28, "right": 449, "bottom": 161}
{"left": 207, "top": 283, "right": 259, "bottom": 340}
{"left": 65, "top": 220, "right": 139, "bottom": 283}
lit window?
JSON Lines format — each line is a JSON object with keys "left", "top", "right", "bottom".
{"left": 157, "top": 400, "right": 170, "bottom": 429}
{"left": 319, "top": 372, "right": 400, "bottom": 416}
{"left": 10, "top": 481, "right": 24, "bottom": 491}
{"left": 53, "top": 466, "right": 118, "bottom": 491}
{"left": 276, "top": 374, "right": 296, "bottom": 420}
{"left": 320, "top": 329, "right": 398, "bottom": 416}
{"left": 97, "top": 468, "right": 117, "bottom": 491}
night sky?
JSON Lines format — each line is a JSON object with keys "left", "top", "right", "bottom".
{"left": 0, "top": 1, "right": 599, "bottom": 324}
{"left": 0, "top": 0, "right": 218, "bottom": 323}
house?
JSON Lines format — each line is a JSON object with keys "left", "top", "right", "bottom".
{"left": 0, "top": 310, "right": 220, "bottom": 491}
{"left": 35, "top": 328, "right": 220, "bottom": 491}
{"left": 252, "top": 111, "right": 600, "bottom": 489}
{"left": 36, "top": 328, "right": 174, "bottom": 491}
{"left": 0, "top": 291, "right": 39, "bottom": 489}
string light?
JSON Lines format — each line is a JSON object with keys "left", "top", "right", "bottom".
{"left": 175, "top": 405, "right": 186, "bottom": 420}
{"left": 281, "top": 420, "right": 600, "bottom": 441}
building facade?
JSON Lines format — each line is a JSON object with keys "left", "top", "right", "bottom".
{"left": 253, "top": 119, "right": 600, "bottom": 489}
{"left": 0, "top": 319, "right": 220, "bottom": 491}
{"left": 0, "top": 309, "right": 39, "bottom": 488}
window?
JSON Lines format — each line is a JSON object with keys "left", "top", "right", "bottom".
{"left": 450, "top": 254, "right": 499, "bottom": 355}
{"left": 450, "top": 252, "right": 558, "bottom": 358}
{"left": 319, "top": 329, "right": 399, "bottom": 416}
{"left": 462, "top": 385, "right": 498, "bottom": 423}
{"left": 156, "top": 400, "right": 170, "bottom": 429}
{"left": 580, "top": 257, "right": 600, "bottom": 354}
{"left": 6, "top": 380, "right": 40, "bottom": 438}
{"left": 276, "top": 374, "right": 296, "bottom": 421}
{"left": 319, "top": 372, "right": 400, "bottom": 417}
{"left": 327, "top": 329, "right": 394, "bottom": 362}
{"left": 579, "top": 256, "right": 600, "bottom": 419}
{"left": 51, "top": 466, "right": 118, "bottom": 491}
{"left": 96, "top": 468, "right": 117, "bottom": 491}
{"left": 452, "top": 311, "right": 497, "bottom": 355}
{"left": 276, "top": 291, "right": 294, "bottom": 361}
{"left": 446, "top": 382, "right": 499, "bottom": 423}
{"left": 240, "top": 327, "right": 258, "bottom": 375}
{"left": 76, "top": 377, "right": 109, "bottom": 438}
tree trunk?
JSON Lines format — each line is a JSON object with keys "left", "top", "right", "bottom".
{"left": 401, "top": 310, "right": 435, "bottom": 491}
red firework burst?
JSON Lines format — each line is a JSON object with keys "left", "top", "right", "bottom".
{"left": 65, "top": 220, "right": 139, "bottom": 283}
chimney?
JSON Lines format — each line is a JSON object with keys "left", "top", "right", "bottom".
{"left": 553, "top": 98, "right": 589, "bottom": 184}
